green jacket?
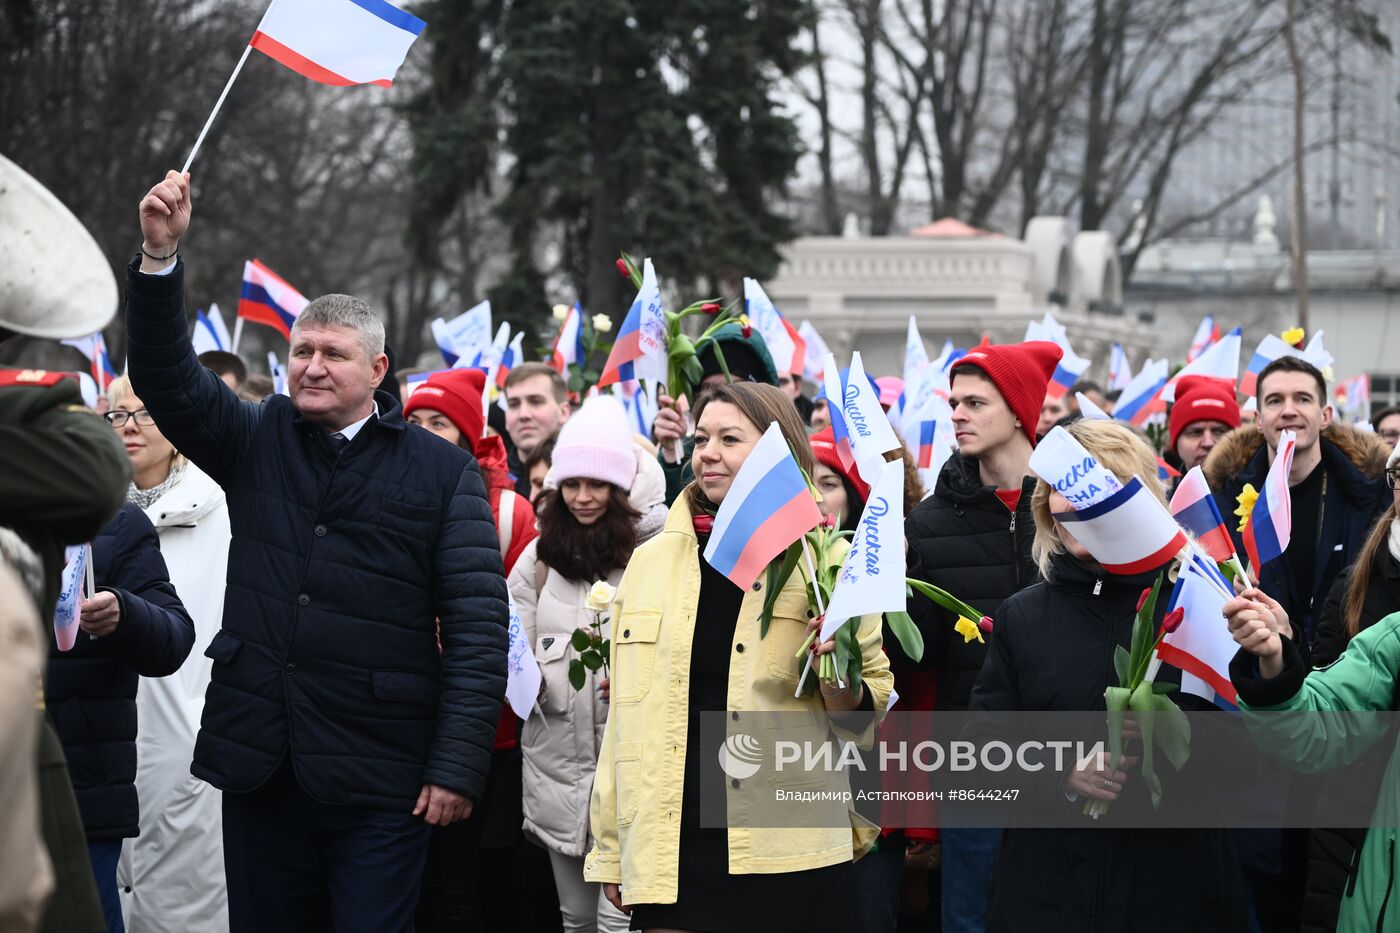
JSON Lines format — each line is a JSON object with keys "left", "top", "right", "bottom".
{"left": 1236, "top": 615, "right": 1400, "bottom": 933}
{"left": 0, "top": 373, "right": 130, "bottom": 933}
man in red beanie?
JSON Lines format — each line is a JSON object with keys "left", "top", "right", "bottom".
{"left": 902, "top": 340, "right": 1061, "bottom": 933}
{"left": 1169, "top": 375, "right": 1240, "bottom": 473}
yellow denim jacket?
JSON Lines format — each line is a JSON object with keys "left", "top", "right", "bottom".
{"left": 583, "top": 496, "right": 893, "bottom": 906}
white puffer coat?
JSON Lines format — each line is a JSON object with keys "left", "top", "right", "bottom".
{"left": 116, "top": 464, "right": 230, "bottom": 933}
{"left": 508, "top": 449, "right": 667, "bottom": 857}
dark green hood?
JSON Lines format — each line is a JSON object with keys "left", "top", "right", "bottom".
{"left": 696, "top": 322, "right": 779, "bottom": 386}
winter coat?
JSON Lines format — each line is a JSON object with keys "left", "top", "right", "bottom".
{"left": 116, "top": 464, "right": 230, "bottom": 933}
{"left": 1231, "top": 610, "right": 1400, "bottom": 933}
{"left": 45, "top": 503, "right": 195, "bottom": 841}
{"left": 583, "top": 495, "right": 893, "bottom": 906}
{"left": 1297, "top": 543, "right": 1400, "bottom": 933}
{"left": 509, "top": 449, "right": 667, "bottom": 857}
{"left": 970, "top": 553, "right": 1249, "bottom": 933}
{"left": 904, "top": 451, "right": 1039, "bottom": 711}
{"left": 126, "top": 257, "right": 509, "bottom": 809}
{"left": 1204, "top": 423, "right": 1389, "bottom": 655}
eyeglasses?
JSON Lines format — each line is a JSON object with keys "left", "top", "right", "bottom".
{"left": 104, "top": 409, "right": 156, "bottom": 428}
{"left": 1387, "top": 469, "right": 1400, "bottom": 490}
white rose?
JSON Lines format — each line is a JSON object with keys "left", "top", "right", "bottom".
{"left": 585, "top": 580, "right": 616, "bottom": 613}
{"left": 552, "top": 304, "right": 570, "bottom": 321}
{"left": 593, "top": 313, "right": 613, "bottom": 334}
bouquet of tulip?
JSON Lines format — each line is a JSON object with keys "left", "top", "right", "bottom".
{"left": 615, "top": 252, "right": 742, "bottom": 406}
{"left": 1088, "top": 572, "right": 1191, "bottom": 817}
{"left": 759, "top": 517, "right": 982, "bottom": 695}
{"left": 568, "top": 581, "right": 617, "bottom": 691}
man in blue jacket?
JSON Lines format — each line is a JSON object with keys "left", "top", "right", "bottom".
{"left": 46, "top": 502, "right": 195, "bottom": 933}
{"left": 126, "top": 171, "right": 509, "bottom": 933}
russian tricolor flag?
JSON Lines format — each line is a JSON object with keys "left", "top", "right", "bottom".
{"left": 61, "top": 333, "right": 118, "bottom": 389}
{"left": 1170, "top": 466, "right": 1235, "bottom": 563}
{"left": 548, "top": 302, "right": 586, "bottom": 379}
{"left": 1239, "top": 334, "right": 1299, "bottom": 398}
{"left": 1243, "top": 429, "right": 1296, "bottom": 573}
{"left": 1187, "top": 316, "right": 1220, "bottom": 363}
{"left": 238, "top": 259, "right": 308, "bottom": 340}
{"left": 1047, "top": 352, "right": 1091, "bottom": 400}
{"left": 599, "top": 259, "right": 667, "bottom": 388}
{"left": 1107, "top": 342, "right": 1133, "bottom": 391}
{"left": 1112, "top": 358, "right": 1169, "bottom": 426}
{"left": 1162, "top": 327, "right": 1242, "bottom": 403}
{"left": 702, "top": 423, "right": 822, "bottom": 591}
{"left": 249, "top": 0, "right": 426, "bottom": 88}
{"left": 496, "top": 331, "right": 525, "bottom": 390}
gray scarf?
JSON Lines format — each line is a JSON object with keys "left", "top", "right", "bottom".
{"left": 127, "top": 464, "right": 185, "bottom": 510}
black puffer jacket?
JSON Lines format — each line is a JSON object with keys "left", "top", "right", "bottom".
{"left": 1300, "top": 537, "right": 1400, "bottom": 933}
{"left": 970, "top": 554, "right": 1249, "bottom": 933}
{"left": 127, "top": 258, "right": 510, "bottom": 810}
{"left": 45, "top": 503, "right": 194, "bottom": 840}
{"left": 904, "top": 452, "right": 1037, "bottom": 710}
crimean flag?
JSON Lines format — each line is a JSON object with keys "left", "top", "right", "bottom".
{"left": 702, "top": 422, "right": 822, "bottom": 592}
{"left": 1242, "top": 429, "right": 1296, "bottom": 573}
{"left": 250, "top": 0, "right": 426, "bottom": 88}
{"left": 1170, "top": 466, "right": 1235, "bottom": 563}
{"left": 599, "top": 259, "right": 667, "bottom": 387}
{"left": 238, "top": 259, "right": 308, "bottom": 340}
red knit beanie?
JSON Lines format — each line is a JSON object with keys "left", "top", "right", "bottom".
{"left": 809, "top": 426, "right": 870, "bottom": 502}
{"left": 1169, "top": 375, "right": 1240, "bottom": 449}
{"left": 403, "top": 369, "right": 486, "bottom": 449}
{"left": 951, "top": 341, "right": 1063, "bottom": 445}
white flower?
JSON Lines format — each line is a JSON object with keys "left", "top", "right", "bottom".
{"left": 585, "top": 580, "right": 616, "bottom": 613}
{"left": 592, "top": 314, "right": 613, "bottom": 334}
{"left": 552, "top": 304, "right": 570, "bottom": 321}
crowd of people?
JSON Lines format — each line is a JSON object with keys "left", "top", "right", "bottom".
{"left": 6, "top": 163, "right": 1400, "bottom": 933}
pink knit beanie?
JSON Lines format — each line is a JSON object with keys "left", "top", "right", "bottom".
{"left": 547, "top": 396, "right": 637, "bottom": 491}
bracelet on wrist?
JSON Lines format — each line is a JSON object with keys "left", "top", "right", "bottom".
{"left": 141, "top": 244, "right": 178, "bottom": 262}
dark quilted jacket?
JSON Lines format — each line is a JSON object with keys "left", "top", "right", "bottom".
{"left": 125, "top": 258, "right": 509, "bottom": 810}
{"left": 46, "top": 503, "right": 194, "bottom": 840}
{"left": 904, "top": 452, "right": 1038, "bottom": 711}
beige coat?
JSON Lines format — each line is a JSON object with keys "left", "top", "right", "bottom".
{"left": 507, "top": 450, "right": 667, "bottom": 858}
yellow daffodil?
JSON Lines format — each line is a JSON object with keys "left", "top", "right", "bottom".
{"left": 1234, "top": 483, "right": 1258, "bottom": 532}
{"left": 1281, "top": 326, "right": 1305, "bottom": 346}
{"left": 954, "top": 616, "right": 985, "bottom": 645}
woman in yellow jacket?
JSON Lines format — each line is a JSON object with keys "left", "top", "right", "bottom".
{"left": 584, "top": 381, "right": 893, "bottom": 932}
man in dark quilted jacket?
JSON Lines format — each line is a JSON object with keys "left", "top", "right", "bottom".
{"left": 126, "top": 171, "right": 508, "bottom": 933}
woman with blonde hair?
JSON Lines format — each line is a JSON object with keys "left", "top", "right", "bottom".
{"left": 970, "top": 418, "right": 1247, "bottom": 932}
{"left": 104, "top": 374, "right": 231, "bottom": 933}
{"left": 585, "top": 382, "right": 893, "bottom": 932}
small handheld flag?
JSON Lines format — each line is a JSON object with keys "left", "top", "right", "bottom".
{"left": 600, "top": 259, "right": 667, "bottom": 387}
{"left": 1108, "top": 342, "right": 1134, "bottom": 391}
{"left": 1241, "top": 429, "right": 1296, "bottom": 573}
{"left": 1162, "top": 327, "right": 1241, "bottom": 402}
{"left": 238, "top": 259, "right": 308, "bottom": 341}
{"left": 798, "top": 321, "right": 829, "bottom": 383}
{"left": 61, "top": 333, "right": 117, "bottom": 392}
{"left": 840, "top": 351, "right": 904, "bottom": 484}
{"left": 548, "top": 303, "right": 586, "bottom": 378}
{"left": 1112, "top": 358, "right": 1169, "bottom": 426}
{"left": 53, "top": 543, "right": 90, "bottom": 652}
{"left": 744, "top": 279, "right": 804, "bottom": 378}
{"left": 1169, "top": 466, "right": 1235, "bottom": 563}
{"left": 1186, "top": 316, "right": 1220, "bottom": 363}
{"left": 496, "top": 331, "right": 525, "bottom": 390}
{"left": 1157, "top": 548, "right": 1238, "bottom": 707}
{"left": 182, "top": 0, "right": 427, "bottom": 172}
{"left": 1240, "top": 334, "right": 1300, "bottom": 397}
{"left": 820, "top": 460, "right": 906, "bottom": 641}
{"left": 432, "top": 301, "right": 493, "bottom": 368}
{"left": 702, "top": 423, "right": 822, "bottom": 592}
{"left": 504, "top": 587, "right": 542, "bottom": 720}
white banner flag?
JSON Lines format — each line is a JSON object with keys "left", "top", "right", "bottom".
{"left": 504, "top": 588, "right": 541, "bottom": 720}
{"left": 820, "top": 460, "right": 906, "bottom": 641}
{"left": 1028, "top": 425, "right": 1124, "bottom": 509}
{"left": 842, "top": 351, "right": 903, "bottom": 485}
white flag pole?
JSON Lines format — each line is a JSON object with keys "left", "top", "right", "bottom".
{"left": 231, "top": 317, "right": 245, "bottom": 356}
{"left": 181, "top": 44, "right": 254, "bottom": 174}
